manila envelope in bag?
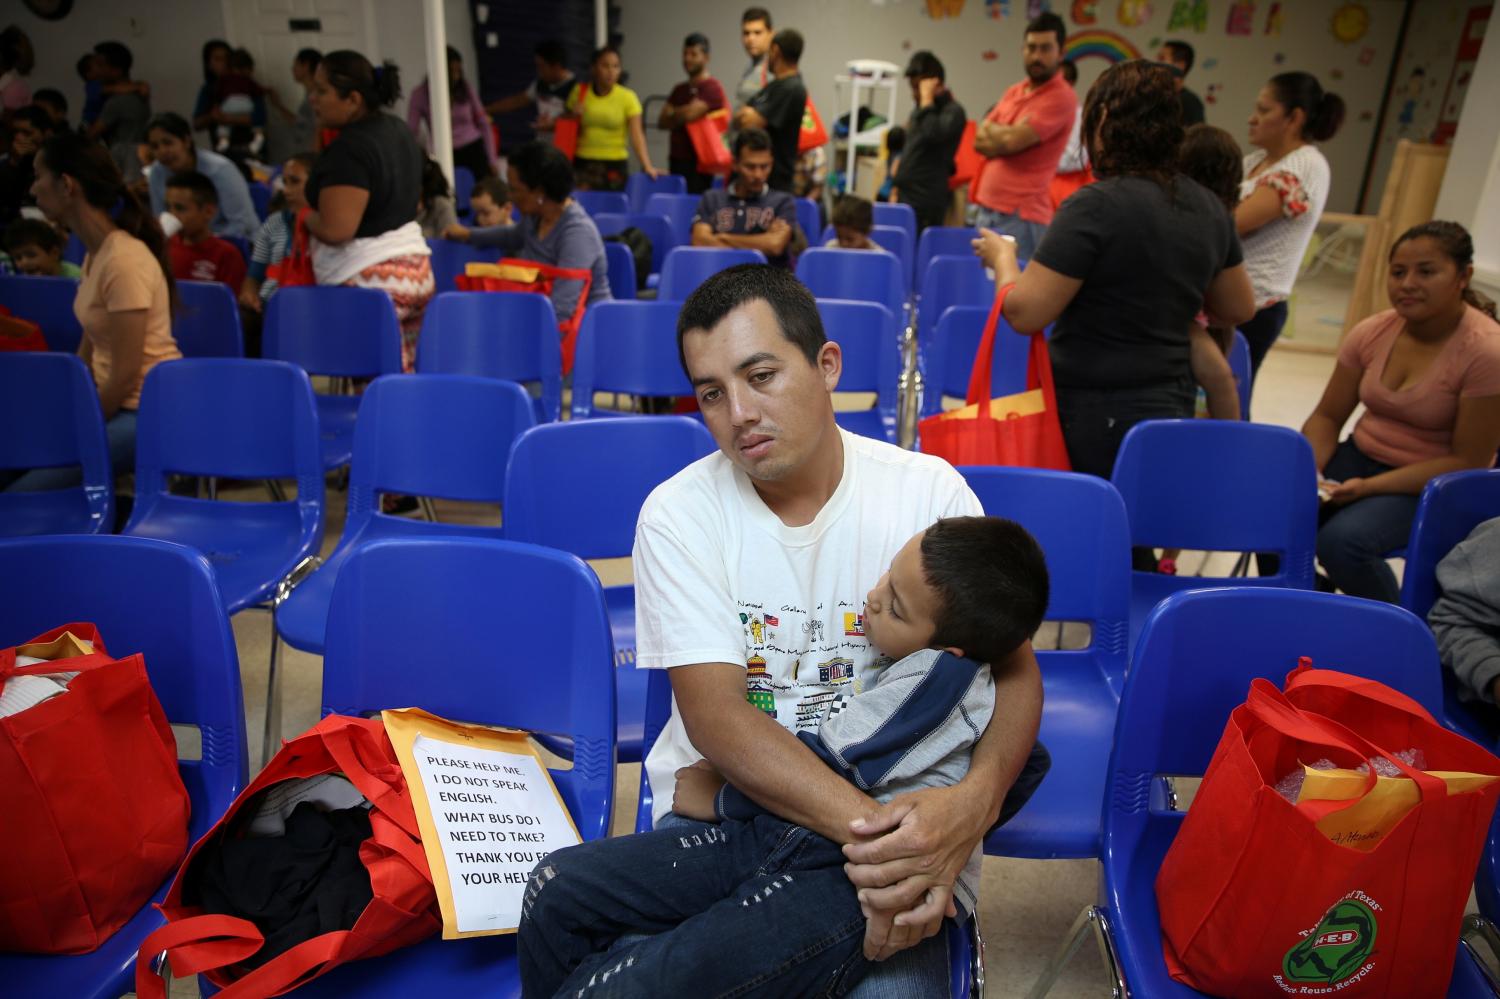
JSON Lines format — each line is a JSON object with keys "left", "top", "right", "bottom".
{"left": 1297, "top": 765, "right": 1500, "bottom": 850}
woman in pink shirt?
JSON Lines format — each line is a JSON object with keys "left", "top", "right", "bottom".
{"left": 1302, "top": 221, "right": 1500, "bottom": 602}
{"left": 407, "top": 46, "right": 497, "bottom": 181}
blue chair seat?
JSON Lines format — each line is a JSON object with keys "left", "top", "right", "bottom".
{"left": 279, "top": 934, "right": 521, "bottom": 996}
{"left": 833, "top": 407, "right": 890, "bottom": 442}
{"left": 127, "top": 498, "right": 313, "bottom": 614}
{"left": 316, "top": 394, "right": 362, "bottom": 470}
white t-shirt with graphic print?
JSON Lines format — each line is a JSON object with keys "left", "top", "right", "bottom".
{"left": 1239, "top": 143, "right": 1331, "bottom": 308}
{"left": 635, "top": 428, "right": 982, "bottom": 825}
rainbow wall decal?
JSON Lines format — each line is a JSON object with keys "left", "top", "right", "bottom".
{"left": 1063, "top": 30, "right": 1142, "bottom": 64}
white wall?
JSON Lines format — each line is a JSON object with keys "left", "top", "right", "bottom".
{"left": 619, "top": 0, "right": 1407, "bottom": 213}
{"left": 1434, "top": 3, "right": 1500, "bottom": 295}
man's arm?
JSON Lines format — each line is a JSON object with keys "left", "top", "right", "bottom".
{"left": 691, "top": 221, "right": 726, "bottom": 247}
{"left": 485, "top": 91, "right": 534, "bottom": 116}
{"left": 974, "top": 119, "right": 1039, "bottom": 157}
{"left": 714, "top": 220, "right": 792, "bottom": 256}
{"left": 735, "top": 104, "right": 768, "bottom": 130}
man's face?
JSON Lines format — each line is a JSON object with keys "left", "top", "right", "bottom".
{"left": 11, "top": 119, "right": 40, "bottom": 158}
{"left": 735, "top": 147, "right": 773, "bottom": 196}
{"left": 1023, "top": 31, "right": 1062, "bottom": 84}
{"left": 11, "top": 242, "right": 61, "bottom": 276}
{"left": 862, "top": 530, "right": 943, "bottom": 661}
{"left": 742, "top": 19, "right": 771, "bottom": 59}
{"left": 165, "top": 189, "right": 214, "bottom": 239}
{"left": 471, "top": 191, "right": 508, "bottom": 227}
{"left": 1156, "top": 47, "right": 1187, "bottom": 90}
{"left": 682, "top": 44, "right": 708, "bottom": 77}
{"left": 683, "top": 298, "right": 840, "bottom": 484}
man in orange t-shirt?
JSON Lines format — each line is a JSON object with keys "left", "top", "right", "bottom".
{"left": 969, "top": 11, "right": 1077, "bottom": 261}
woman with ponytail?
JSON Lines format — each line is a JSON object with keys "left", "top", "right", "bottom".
{"left": 1296, "top": 221, "right": 1500, "bottom": 603}
{"left": 305, "top": 49, "right": 433, "bottom": 371}
{"left": 1236, "top": 70, "right": 1344, "bottom": 381}
{"left": 8, "top": 131, "right": 180, "bottom": 491}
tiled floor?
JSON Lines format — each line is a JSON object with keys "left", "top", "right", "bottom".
{"left": 200, "top": 345, "right": 1345, "bottom": 998}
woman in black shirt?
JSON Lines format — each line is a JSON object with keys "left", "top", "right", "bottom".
{"left": 305, "top": 50, "right": 434, "bottom": 371}
{"left": 974, "top": 59, "right": 1256, "bottom": 478}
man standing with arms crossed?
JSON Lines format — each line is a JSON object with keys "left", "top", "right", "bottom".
{"left": 970, "top": 11, "right": 1077, "bottom": 261}
{"left": 636, "top": 264, "right": 1048, "bottom": 995}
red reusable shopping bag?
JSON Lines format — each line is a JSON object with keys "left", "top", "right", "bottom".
{"left": 1157, "top": 664, "right": 1500, "bottom": 998}
{"left": 0, "top": 309, "right": 49, "bottom": 352}
{"left": 950, "top": 120, "right": 983, "bottom": 191}
{"left": 456, "top": 259, "right": 593, "bottom": 374}
{"left": 135, "top": 715, "right": 440, "bottom": 998}
{"left": 918, "top": 287, "right": 1070, "bottom": 470}
{"left": 689, "top": 108, "right": 733, "bottom": 177}
{"left": 263, "top": 206, "right": 316, "bottom": 289}
{"left": 0, "top": 624, "right": 190, "bottom": 954}
{"left": 553, "top": 83, "right": 586, "bottom": 160}
{"left": 798, "top": 99, "right": 829, "bottom": 154}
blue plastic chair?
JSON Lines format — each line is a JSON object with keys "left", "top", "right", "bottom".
{"left": 123, "top": 359, "right": 324, "bottom": 615}
{"left": 570, "top": 300, "right": 695, "bottom": 417}
{"left": 795, "top": 247, "right": 907, "bottom": 324}
{"left": 591, "top": 212, "right": 679, "bottom": 277}
{"left": 272, "top": 375, "right": 535, "bottom": 749}
{"left": 282, "top": 535, "right": 615, "bottom": 997}
{"left": 416, "top": 291, "right": 563, "bottom": 423}
{"left": 643, "top": 192, "right": 701, "bottom": 247}
{"left": 657, "top": 246, "right": 766, "bottom": 302}
{"left": 604, "top": 240, "right": 637, "bottom": 299}
{"left": 248, "top": 180, "right": 272, "bottom": 221}
{"left": 1029, "top": 587, "right": 1490, "bottom": 998}
{"left": 427, "top": 238, "right": 492, "bottom": 294}
{"left": 0, "top": 353, "right": 112, "bottom": 535}
{"left": 962, "top": 467, "right": 1131, "bottom": 859}
{"left": 920, "top": 305, "right": 1032, "bottom": 417}
{"left": 1228, "top": 329, "right": 1252, "bottom": 421}
{"left": 174, "top": 280, "right": 244, "bottom": 357}
{"left": 63, "top": 232, "right": 86, "bottom": 265}
{"left": 916, "top": 255, "right": 993, "bottom": 349}
{"left": 264, "top": 285, "right": 404, "bottom": 470}
{"left": 453, "top": 165, "right": 476, "bottom": 213}
{"left": 0, "top": 535, "right": 247, "bottom": 999}
{"left": 0, "top": 274, "right": 83, "bottom": 352}
{"left": 915, "top": 227, "right": 980, "bottom": 296}
{"left": 627, "top": 171, "right": 686, "bottom": 213}
{"left": 873, "top": 201, "right": 917, "bottom": 265}
{"left": 504, "top": 417, "right": 715, "bottom": 761}
{"left": 818, "top": 299, "right": 901, "bottom": 443}
{"left": 817, "top": 224, "right": 914, "bottom": 298}
{"left": 1111, "top": 420, "right": 1318, "bottom": 647}
{"left": 795, "top": 196, "right": 821, "bottom": 243}
{"left": 573, "top": 189, "right": 629, "bottom": 218}
{"left": 223, "top": 235, "right": 251, "bottom": 268}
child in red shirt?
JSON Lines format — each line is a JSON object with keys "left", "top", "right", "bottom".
{"left": 165, "top": 170, "right": 246, "bottom": 290}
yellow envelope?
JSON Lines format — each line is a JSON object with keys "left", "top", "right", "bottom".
{"left": 933, "top": 387, "right": 1047, "bottom": 422}
{"left": 1298, "top": 765, "right": 1500, "bottom": 851}
{"left": 464, "top": 261, "right": 541, "bottom": 282}
{"left": 16, "top": 631, "right": 96, "bottom": 661}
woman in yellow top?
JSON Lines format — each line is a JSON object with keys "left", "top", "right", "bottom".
{"left": 8, "top": 131, "right": 180, "bottom": 494}
{"left": 563, "top": 45, "right": 659, "bottom": 192}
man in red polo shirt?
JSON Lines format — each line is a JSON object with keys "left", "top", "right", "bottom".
{"left": 970, "top": 11, "right": 1076, "bottom": 261}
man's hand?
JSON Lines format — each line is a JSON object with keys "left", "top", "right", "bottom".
{"left": 842, "top": 784, "right": 988, "bottom": 914}
{"left": 672, "top": 759, "right": 726, "bottom": 821}
{"left": 859, "top": 885, "right": 955, "bottom": 960}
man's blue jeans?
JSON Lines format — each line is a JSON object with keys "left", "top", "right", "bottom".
{"left": 971, "top": 207, "right": 1047, "bottom": 262}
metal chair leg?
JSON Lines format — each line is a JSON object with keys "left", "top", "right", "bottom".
{"left": 1461, "top": 914, "right": 1500, "bottom": 991}
{"left": 418, "top": 496, "right": 438, "bottom": 522}
{"left": 970, "top": 916, "right": 986, "bottom": 998}
{"left": 261, "top": 555, "right": 323, "bottom": 767}
{"left": 1025, "top": 905, "right": 1127, "bottom": 999}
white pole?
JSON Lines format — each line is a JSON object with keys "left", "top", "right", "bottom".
{"left": 423, "top": 0, "right": 455, "bottom": 186}
{"left": 595, "top": 0, "right": 608, "bottom": 49}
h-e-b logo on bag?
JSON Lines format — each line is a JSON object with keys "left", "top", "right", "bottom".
{"left": 1278, "top": 893, "right": 1380, "bottom": 991}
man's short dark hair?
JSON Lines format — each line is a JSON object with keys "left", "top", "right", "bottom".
{"left": 1025, "top": 12, "right": 1067, "bottom": 47}
{"left": 733, "top": 126, "right": 773, "bottom": 159}
{"left": 11, "top": 105, "right": 54, "bottom": 134}
{"left": 684, "top": 32, "right": 710, "bottom": 53}
{"left": 771, "top": 29, "right": 803, "bottom": 66}
{"left": 904, "top": 50, "right": 945, "bottom": 83}
{"left": 165, "top": 170, "right": 219, "bottom": 207}
{"left": 93, "top": 41, "right": 134, "bottom": 76}
{"left": 922, "top": 516, "right": 1049, "bottom": 665}
{"left": 534, "top": 40, "right": 567, "bottom": 67}
{"left": 742, "top": 7, "right": 772, "bottom": 27}
{"left": 4, "top": 218, "right": 64, "bottom": 255}
{"left": 295, "top": 48, "right": 322, "bottom": 70}
{"left": 1162, "top": 40, "right": 1195, "bottom": 74}
{"left": 32, "top": 89, "right": 67, "bottom": 117}
{"left": 676, "top": 264, "right": 827, "bottom": 373}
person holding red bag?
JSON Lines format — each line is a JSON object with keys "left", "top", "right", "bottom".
{"left": 659, "top": 33, "right": 727, "bottom": 195}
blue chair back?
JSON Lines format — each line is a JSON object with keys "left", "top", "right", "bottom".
{"left": 1400, "top": 469, "right": 1500, "bottom": 619}
{"left": 416, "top": 291, "right": 563, "bottom": 422}
{"left": 504, "top": 417, "right": 716, "bottom": 560}
{"left": 453, "top": 166, "right": 476, "bottom": 212}
{"left": 248, "top": 181, "right": 272, "bottom": 221}
{"left": 321, "top": 537, "right": 615, "bottom": 841}
{"left": 573, "top": 190, "right": 629, "bottom": 218}
{"left": 921, "top": 305, "right": 1032, "bottom": 417}
{"left": 1102, "top": 588, "right": 1447, "bottom": 995}
{"left": 604, "top": 240, "right": 636, "bottom": 299}
{"left": 917, "top": 255, "right": 993, "bottom": 346}
{"left": 915, "top": 227, "right": 979, "bottom": 293}
{"left": 426, "top": 238, "right": 492, "bottom": 294}
{"left": 795, "top": 197, "right": 821, "bottom": 242}
{"left": 644, "top": 192, "right": 701, "bottom": 246}
{"left": 570, "top": 300, "right": 694, "bottom": 416}
{"left": 795, "top": 247, "right": 906, "bottom": 320}
{"left": 593, "top": 212, "right": 678, "bottom": 276}
{"left": 63, "top": 233, "right": 86, "bottom": 265}
{"left": 222, "top": 235, "right": 251, "bottom": 267}
{"left": 657, "top": 246, "right": 766, "bottom": 301}
{"left": 627, "top": 172, "right": 686, "bottom": 213}
{"left": 872, "top": 201, "right": 917, "bottom": 260}
{"left": 0, "top": 353, "right": 112, "bottom": 535}
{"left": 264, "top": 285, "right": 403, "bottom": 377}
{"left": 174, "top": 280, "right": 244, "bottom": 357}
{"left": 817, "top": 224, "right": 914, "bottom": 296}
{"left": 0, "top": 274, "right": 83, "bottom": 352}
{"left": 818, "top": 299, "right": 901, "bottom": 443}
{"left": 1229, "top": 329, "right": 1252, "bottom": 421}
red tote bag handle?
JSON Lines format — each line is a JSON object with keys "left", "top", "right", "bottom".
{"left": 321, "top": 723, "right": 423, "bottom": 842}
{"left": 136, "top": 912, "right": 355, "bottom": 999}
{"left": 960, "top": 284, "right": 1054, "bottom": 416}
{"left": 1284, "top": 658, "right": 1440, "bottom": 724}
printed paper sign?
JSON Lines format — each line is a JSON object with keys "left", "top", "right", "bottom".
{"left": 384, "top": 709, "right": 581, "bottom": 937}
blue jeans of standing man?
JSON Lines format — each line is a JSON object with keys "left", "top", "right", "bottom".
{"left": 1316, "top": 439, "right": 1419, "bottom": 603}
{"left": 971, "top": 207, "right": 1047, "bottom": 262}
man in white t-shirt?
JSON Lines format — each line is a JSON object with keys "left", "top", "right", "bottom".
{"left": 634, "top": 264, "right": 1045, "bottom": 992}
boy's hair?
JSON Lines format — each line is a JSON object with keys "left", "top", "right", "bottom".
{"left": 12, "top": 105, "right": 54, "bottom": 135}
{"left": 230, "top": 48, "right": 255, "bottom": 72}
{"left": 885, "top": 124, "right": 906, "bottom": 156}
{"left": 677, "top": 264, "right": 826, "bottom": 372}
{"left": 4, "top": 218, "right": 64, "bottom": 255}
{"left": 33, "top": 88, "right": 67, "bottom": 117}
{"left": 286, "top": 151, "right": 317, "bottom": 173}
{"left": 420, "top": 156, "right": 451, "bottom": 202}
{"left": 831, "top": 194, "right": 873, "bottom": 234}
{"left": 733, "top": 126, "right": 772, "bottom": 159}
{"left": 921, "top": 517, "right": 1049, "bottom": 665}
{"left": 1178, "top": 123, "right": 1242, "bottom": 214}
{"left": 92, "top": 41, "right": 133, "bottom": 76}
{"left": 75, "top": 54, "right": 94, "bottom": 81}
{"left": 473, "top": 176, "right": 510, "bottom": 204}
{"left": 166, "top": 170, "right": 219, "bottom": 208}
